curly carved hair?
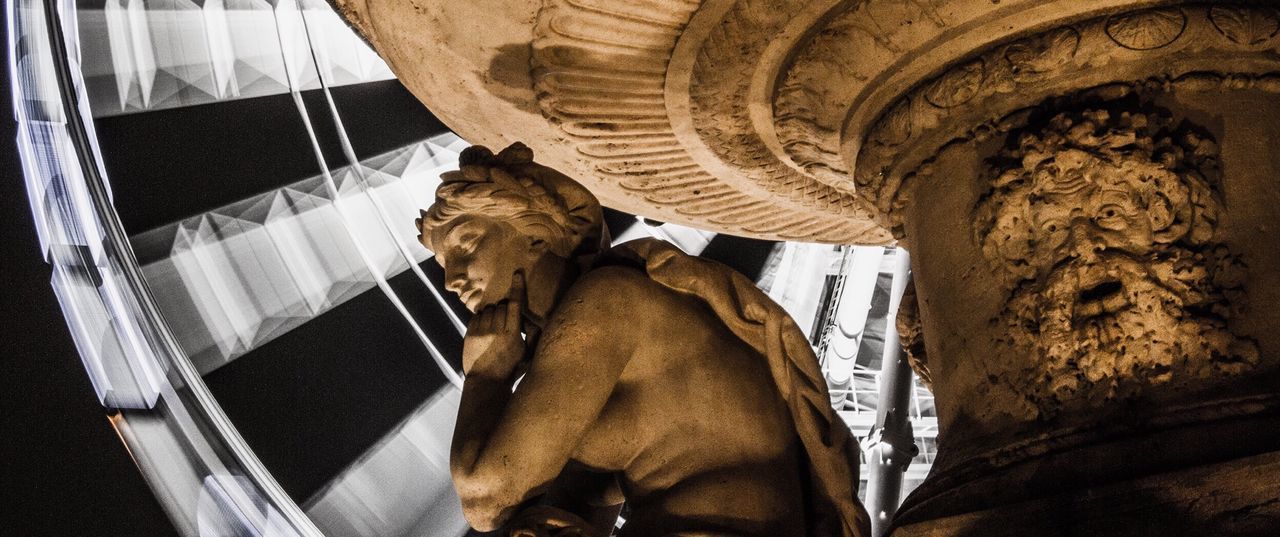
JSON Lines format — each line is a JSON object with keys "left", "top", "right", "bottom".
{"left": 974, "top": 107, "right": 1224, "bottom": 282}
{"left": 419, "top": 143, "right": 606, "bottom": 261}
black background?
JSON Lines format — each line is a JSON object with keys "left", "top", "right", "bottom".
{"left": 0, "top": 35, "right": 179, "bottom": 537}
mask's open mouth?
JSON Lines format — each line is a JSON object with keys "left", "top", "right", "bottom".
{"left": 1073, "top": 278, "right": 1130, "bottom": 322}
{"left": 1079, "top": 279, "right": 1122, "bottom": 303}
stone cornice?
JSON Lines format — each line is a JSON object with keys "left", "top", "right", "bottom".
{"left": 533, "top": 0, "right": 891, "bottom": 242}
{"left": 335, "top": 0, "right": 1278, "bottom": 244}
{"left": 845, "top": 3, "right": 1280, "bottom": 236}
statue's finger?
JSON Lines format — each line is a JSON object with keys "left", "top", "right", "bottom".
{"left": 493, "top": 302, "right": 507, "bottom": 332}
{"left": 505, "top": 296, "right": 520, "bottom": 330}
{"left": 501, "top": 274, "right": 517, "bottom": 324}
{"left": 485, "top": 305, "right": 502, "bottom": 332}
{"left": 473, "top": 305, "right": 496, "bottom": 333}
{"left": 512, "top": 272, "right": 526, "bottom": 307}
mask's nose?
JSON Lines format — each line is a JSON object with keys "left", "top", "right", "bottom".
{"left": 1068, "top": 220, "right": 1107, "bottom": 261}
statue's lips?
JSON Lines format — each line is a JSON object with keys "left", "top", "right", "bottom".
{"left": 459, "top": 287, "right": 479, "bottom": 307}
{"left": 1073, "top": 278, "right": 1130, "bottom": 321}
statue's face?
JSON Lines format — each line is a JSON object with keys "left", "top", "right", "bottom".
{"left": 983, "top": 148, "right": 1196, "bottom": 316}
{"left": 1022, "top": 155, "right": 1169, "bottom": 337}
{"left": 976, "top": 138, "right": 1249, "bottom": 418}
{"left": 433, "top": 215, "right": 538, "bottom": 312}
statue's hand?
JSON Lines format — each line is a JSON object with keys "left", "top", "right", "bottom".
{"left": 462, "top": 274, "right": 526, "bottom": 379}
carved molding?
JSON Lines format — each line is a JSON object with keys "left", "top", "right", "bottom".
{"left": 851, "top": 4, "right": 1280, "bottom": 236}
{"left": 338, "top": 0, "right": 1278, "bottom": 244}
{"left": 531, "top": 0, "right": 890, "bottom": 243}
{"left": 685, "top": 0, "right": 851, "bottom": 216}
{"left": 1210, "top": 5, "right": 1280, "bottom": 46}
{"left": 1105, "top": 8, "right": 1188, "bottom": 51}
{"left": 773, "top": 0, "right": 955, "bottom": 206}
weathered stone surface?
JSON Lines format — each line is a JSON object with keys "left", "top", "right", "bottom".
{"left": 335, "top": 1, "right": 1157, "bottom": 243}
{"left": 886, "top": 3, "right": 1280, "bottom": 437}
{"left": 334, "top": 0, "right": 894, "bottom": 242}
{"left": 333, "top": 1, "right": 1279, "bottom": 245}
{"left": 853, "top": 4, "right": 1280, "bottom": 233}
{"left": 894, "top": 447, "right": 1280, "bottom": 537}
{"left": 885, "top": 6, "right": 1280, "bottom": 533}
{"left": 972, "top": 107, "right": 1256, "bottom": 421}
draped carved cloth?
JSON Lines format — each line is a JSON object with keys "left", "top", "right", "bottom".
{"left": 607, "top": 238, "right": 871, "bottom": 537}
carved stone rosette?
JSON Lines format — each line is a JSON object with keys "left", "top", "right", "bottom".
{"left": 851, "top": 4, "right": 1280, "bottom": 234}
{"left": 335, "top": 0, "right": 1280, "bottom": 534}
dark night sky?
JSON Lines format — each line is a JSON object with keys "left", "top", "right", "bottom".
{"left": 0, "top": 20, "right": 177, "bottom": 533}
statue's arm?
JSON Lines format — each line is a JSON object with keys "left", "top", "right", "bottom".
{"left": 450, "top": 267, "right": 641, "bottom": 531}
{"left": 540, "top": 462, "right": 625, "bottom": 531}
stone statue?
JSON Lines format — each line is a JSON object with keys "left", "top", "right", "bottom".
{"left": 973, "top": 106, "right": 1257, "bottom": 419}
{"left": 416, "top": 143, "right": 871, "bottom": 537}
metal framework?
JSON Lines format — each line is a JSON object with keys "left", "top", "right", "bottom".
{"left": 13, "top": 1, "right": 935, "bottom": 534}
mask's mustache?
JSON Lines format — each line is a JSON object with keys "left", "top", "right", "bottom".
{"left": 1032, "top": 254, "right": 1187, "bottom": 326}
{"left": 1039, "top": 253, "right": 1171, "bottom": 294}
{"left": 1010, "top": 250, "right": 1215, "bottom": 326}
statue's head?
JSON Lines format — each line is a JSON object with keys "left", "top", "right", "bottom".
{"left": 417, "top": 143, "right": 606, "bottom": 312}
{"left": 973, "top": 107, "right": 1254, "bottom": 417}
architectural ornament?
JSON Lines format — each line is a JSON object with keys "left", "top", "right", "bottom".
{"left": 973, "top": 107, "right": 1257, "bottom": 418}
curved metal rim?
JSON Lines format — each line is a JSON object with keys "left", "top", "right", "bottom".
{"left": 8, "top": 0, "right": 325, "bottom": 534}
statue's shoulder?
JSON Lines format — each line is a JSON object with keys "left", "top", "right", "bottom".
{"left": 539, "top": 264, "right": 668, "bottom": 348}
{"left": 568, "top": 263, "right": 663, "bottom": 303}
{"left": 550, "top": 260, "right": 684, "bottom": 327}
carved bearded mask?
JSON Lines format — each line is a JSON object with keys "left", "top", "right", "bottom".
{"left": 974, "top": 108, "right": 1255, "bottom": 418}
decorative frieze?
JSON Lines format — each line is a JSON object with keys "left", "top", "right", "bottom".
{"left": 531, "top": 0, "right": 889, "bottom": 242}
{"left": 852, "top": 4, "right": 1280, "bottom": 236}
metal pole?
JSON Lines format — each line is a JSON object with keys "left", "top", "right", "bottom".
{"left": 864, "top": 247, "right": 918, "bottom": 536}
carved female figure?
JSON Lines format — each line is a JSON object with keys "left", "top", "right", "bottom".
{"left": 416, "top": 143, "right": 869, "bottom": 537}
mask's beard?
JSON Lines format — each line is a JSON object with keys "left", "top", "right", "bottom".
{"left": 993, "top": 251, "right": 1256, "bottom": 418}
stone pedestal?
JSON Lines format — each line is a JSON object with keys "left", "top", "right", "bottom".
{"left": 875, "top": 5, "right": 1280, "bottom": 535}
{"left": 894, "top": 449, "right": 1280, "bottom": 536}
{"left": 335, "top": 1, "right": 1280, "bottom": 533}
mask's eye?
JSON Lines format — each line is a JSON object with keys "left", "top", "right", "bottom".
{"left": 1094, "top": 203, "right": 1129, "bottom": 231}
{"left": 1037, "top": 217, "right": 1070, "bottom": 250}
{"left": 1093, "top": 190, "right": 1134, "bottom": 231}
